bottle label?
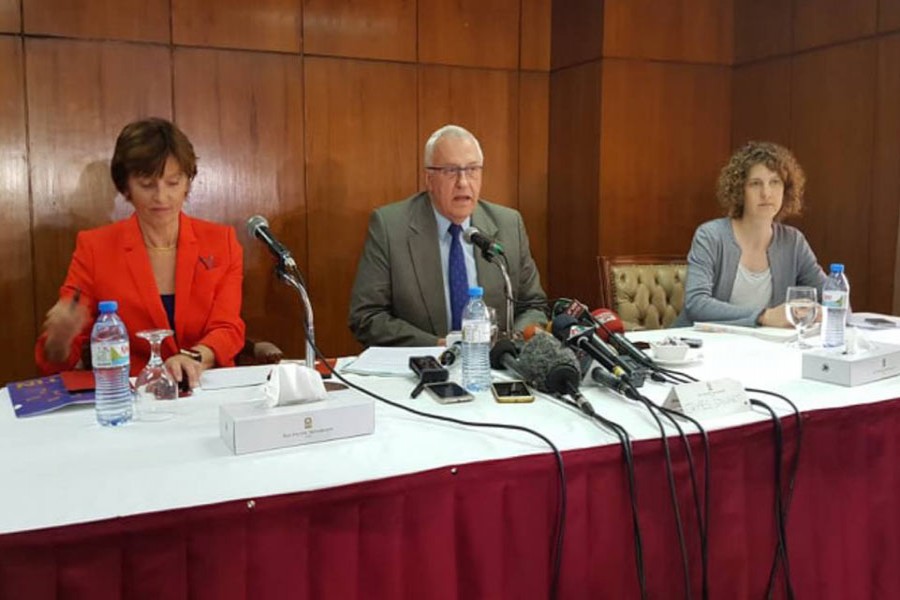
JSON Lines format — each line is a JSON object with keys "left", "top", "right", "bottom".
{"left": 822, "top": 290, "right": 848, "bottom": 309}
{"left": 92, "top": 341, "right": 130, "bottom": 368}
{"left": 462, "top": 321, "right": 492, "bottom": 344}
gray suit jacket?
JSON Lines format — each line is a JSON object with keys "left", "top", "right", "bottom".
{"left": 349, "top": 192, "right": 547, "bottom": 346}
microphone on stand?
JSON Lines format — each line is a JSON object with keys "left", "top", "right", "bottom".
{"left": 463, "top": 227, "right": 505, "bottom": 259}
{"left": 246, "top": 215, "right": 296, "bottom": 269}
{"left": 591, "top": 308, "right": 656, "bottom": 368}
{"left": 551, "top": 314, "right": 646, "bottom": 388}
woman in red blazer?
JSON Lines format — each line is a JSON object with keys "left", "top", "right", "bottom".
{"left": 36, "top": 118, "right": 245, "bottom": 388}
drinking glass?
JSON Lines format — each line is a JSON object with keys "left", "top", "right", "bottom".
{"left": 785, "top": 286, "right": 819, "bottom": 349}
{"left": 487, "top": 306, "right": 499, "bottom": 344}
{"left": 135, "top": 329, "right": 177, "bottom": 421}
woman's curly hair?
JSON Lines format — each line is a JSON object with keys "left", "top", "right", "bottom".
{"left": 716, "top": 141, "right": 806, "bottom": 220}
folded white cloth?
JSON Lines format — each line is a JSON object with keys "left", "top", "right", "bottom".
{"left": 263, "top": 363, "right": 327, "bottom": 407}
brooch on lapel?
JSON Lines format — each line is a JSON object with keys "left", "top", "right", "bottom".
{"left": 199, "top": 255, "right": 217, "bottom": 270}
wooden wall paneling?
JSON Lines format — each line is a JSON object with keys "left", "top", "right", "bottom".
{"left": 550, "top": 0, "right": 603, "bottom": 70}
{"left": 602, "top": 0, "right": 733, "bottom": 64}
{"left": 790, "top": 41, "right": 877, "bottom": 309}
{"left": 517, "top": 71, "right": 549, "bottom": 280}
{"left": 418, "top": 0, "right": 519, "bottom": 69}
{"left": 303, "top": 0, "right": 416, "bottom": 62}
{"left": 520, "top": 0, "right": 551, "bottom": 71}
{"left": 23, "top": 0, "right": 168, "bottom": 42}
{"left": 173, "top": 48, "right": 306, "bottom": 359}
{"left": 172, "top": 0, "right": 301, "bottom": 53}
{"left": 0, "top": 38, "right": 34, "bottom": 384}
{"left": 793, "top": 0, "right": 877, "bottom": 51}
{"left": 731, "top": 58, "right": 793, "bottom": 150}
{"left": 547, "top": 61, "right": 601, "bottom": 305}
{"left": 733, "top": 0, "right": 793, "bottom": 64}
{"left": 875, "top": 35, "right": 900, "bottom": 312}
{"left": 598, "top": 60, "right": 731, "bottom": 259}
{"left": 418, "top": 65, "right": 519, "bottom": 208}
{"left": 881, "top": 0, "right": 900, "bottom": 32}
{"left": 0, "top": 0, "right": 19, "bottom": 32}
{"left": 305, "top": 58, "right": 418, "bottom": 357}
{"left": 26, "top": 39, "right": 172, "bottom": 329}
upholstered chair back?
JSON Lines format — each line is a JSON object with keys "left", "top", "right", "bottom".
{"left": 598, "top": 255, "right": 687, "bottom": 330}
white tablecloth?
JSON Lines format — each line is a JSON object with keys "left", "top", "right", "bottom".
{"left": 3, "top": 327, "right": 899, "bottom": 535}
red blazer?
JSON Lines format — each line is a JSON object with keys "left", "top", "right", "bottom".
{"left": 36, "top": 213, "right": 246, "bottom": 376}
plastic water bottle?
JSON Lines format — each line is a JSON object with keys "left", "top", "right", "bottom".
{"left": 821, "top": 263, "right": 850, "bottom": 351}
{"left": 91, "top": 300, "right": 133, "bottom": 426}
{"left": 461, "top": 286, "right": 492, "bottom": 392}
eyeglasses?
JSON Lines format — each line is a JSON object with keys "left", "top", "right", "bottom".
{"left": 425, "top": 165, "right": 484, "bottom": 180}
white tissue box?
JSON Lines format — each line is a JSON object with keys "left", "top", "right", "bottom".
{"left": 219, "top": 388, "right": 375, "bottom": 455}
{"left": 802, "top": 342, "right": 900, "bottom": 387}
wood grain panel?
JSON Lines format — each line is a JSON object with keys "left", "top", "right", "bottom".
{"left": 517, "top": 72, "right": 549, "bottom": 280}
{"left": 0, "top": 0, "right": 19, "bottom": 32}
{"left": 882, "top": 0, "right": 900, "bottom": 33}
{"left": 418, "top": 0, "right": 519, "bottom": 69}
{"left": 305, "top": 58, "right": 418, "bottom": 357}
{"left": 520, "top": 0, "right": 550, "bottom": 71}
{"left": 875, "top": 35, "right": 900, "bottom": 312}
{"left": 732, "top": 58, "right": 793, "bottom": 150}
{"left": 418, "top": 65, "right": 519, "bottom": 209}
{"left": 791, "top": 41, "right": 876, "bottom": 309}
{"left": 23, "top": 0, "right": 168, "bottom": 42}
{"left": 0, "top": 38, "right": 34, "bottom": 384}
{"left": 173, "top": 0, "right": 301, "bottom": 53}
{"left": 599, "top": 60, "right": 731, "bottom": 259}
{"left": 603, "top": 0, "right": 733, "bottom": 64}
{"left": 547, "top": 62, "right": 601, "bottom": 305}
{"left": 173, "top": 48, "right": 306, "bottom": 358}
{"left": 26, "top": 39, "right": 172, "bottom": 332}
{"left": 793, "top": 0, "right": 877, "bottom": 51}
{"left": 733, "top": 0, "right": 792, "bottom": 64}
{"left": 303, "top": 0, "right": 415, "bottom": 62}
{"left": 550, "top": 0, "right": 603, "bottom": 70}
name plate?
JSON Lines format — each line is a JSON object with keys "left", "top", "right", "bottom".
{"left": 663, "top": 378, "right": 750, "bottom": 419}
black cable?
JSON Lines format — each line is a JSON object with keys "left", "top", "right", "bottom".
{"left": 281, "top": 266, "right": 568, "bottom": 600}
{"left": 750, "top": 399, "right": 794, "bottom": 600}
{"left": 657, "top": 404, "right": 711, "bottom": 600}
{"left": 558, "top": 394, "right": 647, "bottom": 599}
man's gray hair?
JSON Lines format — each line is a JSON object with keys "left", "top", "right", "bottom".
{"left": 423, "top": 124, "right": 484, "bottom": 166}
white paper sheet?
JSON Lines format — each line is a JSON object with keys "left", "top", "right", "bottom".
{"left": 341, "top": 346, "right": 444, "bottom": 377}
{"left": 200, "top": 365, "right": 274, "bottom": 390}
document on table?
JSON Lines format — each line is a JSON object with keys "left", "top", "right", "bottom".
{"left": 694, "top": 322, "right": 820, "bottom": 342}
{"left": 341, "top": 346, "right": 444, "bottom": 376}
{"left": 848, "top": 312, "right": 900, "bottom": 330}
{"left": 200, "top": 365, "right": 275, "bottom": 390}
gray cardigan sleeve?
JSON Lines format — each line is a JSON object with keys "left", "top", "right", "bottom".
{"left": 682, "top": 224, "right": 761, "bottom": 327}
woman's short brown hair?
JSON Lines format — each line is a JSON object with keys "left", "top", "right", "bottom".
{"left": 110, "top": 117, "right": 197, "bottom": 195}
{"left": 716, "top": 141, "right": 806, "bottom": 220}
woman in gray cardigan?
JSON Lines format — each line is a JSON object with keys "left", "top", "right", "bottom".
{"left": 677, "top": 142, "right": 827, "bottom": 327}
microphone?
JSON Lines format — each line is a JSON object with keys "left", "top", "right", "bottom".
{"left": 463, "top": 227, "right": 505, "bottom": 259}
{"left": 439, "top": 341, "right": 462, "bottom": 366}
{"left": 590, "top": 365, "right": 639, "bottom": 400}
{"left": 551, "top": 314, "right": 631, "bottom": 378}
{"left": 516, "top": 333, "right": 596, "bottom": 416}
{"left": 591, "top": 308, "right": 655, "bottom": 367}
{"left": 247, "top": 215, "right": 296, "bottom": 267}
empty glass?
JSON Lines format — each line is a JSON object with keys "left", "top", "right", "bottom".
{"left": 785, "top": 286, "right": 819, "bottom": 349}
{"left": 135, "top": 329, "right": 177, "bottom": 421}
{"left": 487, "top": 306, "right": 499, "bottom": 344}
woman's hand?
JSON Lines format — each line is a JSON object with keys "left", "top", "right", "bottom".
{"left": 42, "top": 299, "right": 90, "bottom": 363}
{"left": 164, "top": 345, "right": 214, "bottom": 390}
{"left": 758, "top": 304, "right": 792, "bottom": 328}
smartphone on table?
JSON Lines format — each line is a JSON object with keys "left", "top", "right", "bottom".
{"left": 424, "top": 382, "right": 474, "bottom": 404}
{"left": 491, "top": 380, "right": 535, "bottom": 403}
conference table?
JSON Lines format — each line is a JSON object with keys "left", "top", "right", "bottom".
{"left": 1, "top": 328, "right": 899, "bottom": 599}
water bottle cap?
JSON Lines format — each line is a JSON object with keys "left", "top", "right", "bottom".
{"left": 98, "top": 300, "right": 118, "bottom": 313}
{"left": 468, "top": 286, "right": 484, "bottom": 298}
{"left": 830, "top": 263, "right": 844, "bottom": 273}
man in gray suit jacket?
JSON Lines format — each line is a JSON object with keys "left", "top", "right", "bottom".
{"left": 349, "top": 125, "right": 547, "bottom": 347}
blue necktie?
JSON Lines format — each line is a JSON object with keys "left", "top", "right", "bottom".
{"left": 448, "top": 224, "right": 468, "bottom": 331}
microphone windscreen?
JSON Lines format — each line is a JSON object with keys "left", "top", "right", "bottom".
{"left": 591, "top": 308, "right": 626, "bottom": 338}
{"left": 518, "top": 331, "right": 581, "bottom": 394}
{"left": 550, "top": 314, "right": 579, "bottom": 341}
{"left": 462, "top": 226, "right": 480, "bottom": 245}
{"left": 246, "top": 214, "right": 269, "bottom": 238}
{"left": 489, "top": 339, "right": 519, "bottom": 370}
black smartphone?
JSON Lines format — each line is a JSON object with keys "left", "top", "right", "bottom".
{"left": 424, "top": 382, "right": 474, "bottom": 404}
{"left": 492, "top": 380, "right": 535, "bottom": 403}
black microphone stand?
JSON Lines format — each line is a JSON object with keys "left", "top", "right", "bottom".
{"left": 274, "top": 257, "right": 316, "bottom": 370}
